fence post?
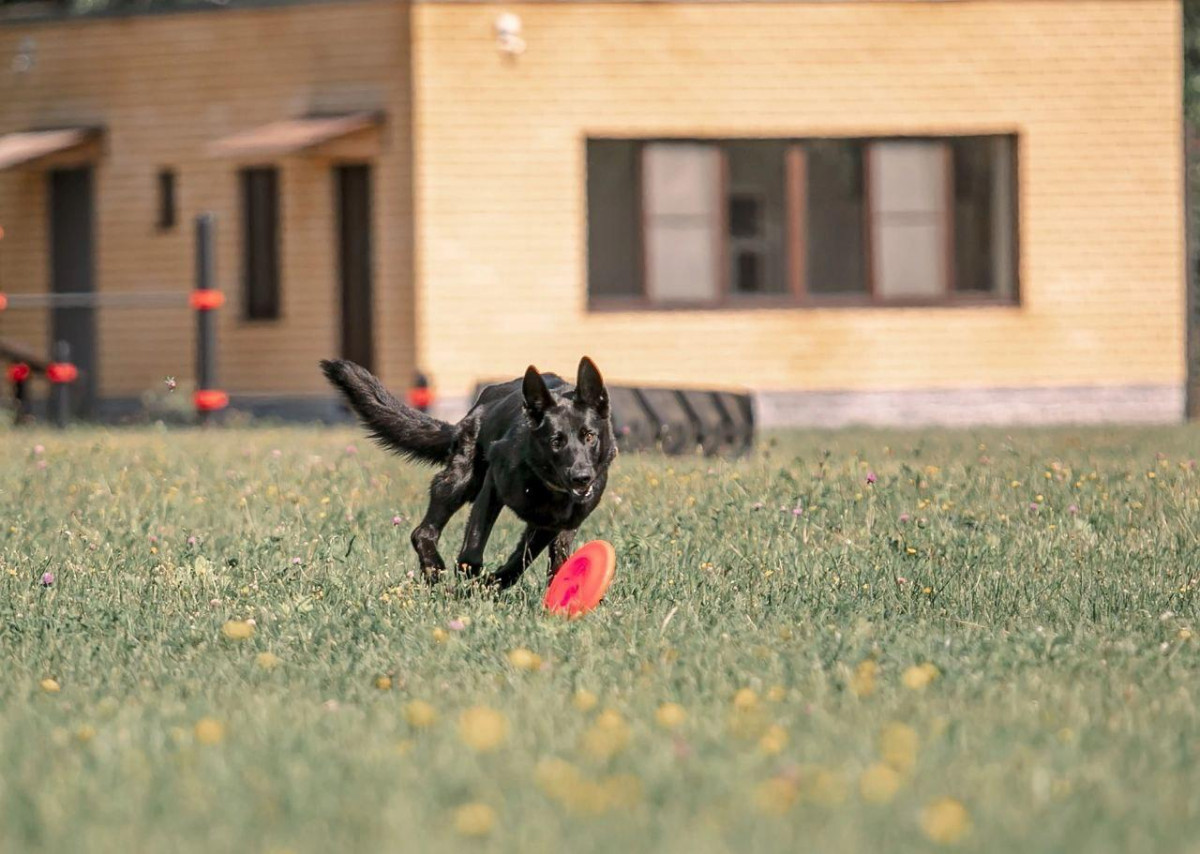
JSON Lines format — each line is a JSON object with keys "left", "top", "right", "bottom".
{"left": 192, "top": 213, "right": 226, "bottom": 424}
{"left": 50, "top": 339, "right": 71, "bottom": 429}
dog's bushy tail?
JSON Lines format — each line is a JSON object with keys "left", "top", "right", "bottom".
{"left": 321, "top": 359, "right": 455, "bottom": 466}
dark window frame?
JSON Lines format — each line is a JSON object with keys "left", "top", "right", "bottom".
{"left": 156, "top": 167, "right": 176, "bottom": 232}
{"left": 240, "top": 166, "right": 281, "bottom": 322}
{"left": 585, "top": 134, "right": 1021, "bottom": 312}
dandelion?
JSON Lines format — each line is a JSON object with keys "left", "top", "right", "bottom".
{"left": 375, "top": 675, "right": 393, "bottom": 691}
{"left": 758, "top": 723, "right": 789, "bottom": 755}
{"left": 753, "top": 777, "right": 798, "bottom": 815}
{"left": 453, "top": 803, "right": 496, "bottom": 837}
{"left": 255, "top": 652, "right": 281, "bottom": 670}
{"left": 859, "top": 762, "right": 901, "bottom": 804}
{"left": 40, "top": 572, "right": 54, "bottom": 587}
{"left": 40, "top": 678, "right": 61, "bottom": 693}
{"left": 902, "top": 663, "right": 940, "bottom": 691}
{"left": 879, "top": 722, "right": 919, "bottom": 774}
{"left": 404, "top": 700, "right": 438, "bottom": 729}
{"left": 221, "top": 620, "right": 255, "bottom": 641}
{"left": 573, "top": 689, "right": 599, "bottom": 712}
{"left": 1180, "top": 628, "right": 1193, "bottom": 641}
{"left": 194, "top": 717, "right": 225, "bottom": 745}
{"left": 458, "top": 706, "right": 509, "bottom": 752}
{"left": 655, "top": 702, "right": 687, "bottom": 730}
{"left": 733, "top": 688, "right": 759, "bottom": 710}
{"left": 580, "top": 709, "right": 630, "bottom": 760}
{"left": 432, "top": 627, "right": 449, "bottom": 644}
{"left": 850, "top": 660, "right": 878, "bottom": 698}
{"left": 920, "top": 797, "right": 972, "bottom": 845}
{"left": 507, "top": 648, "right": 543, "bottom": 671}
{"left": 75, "top": 724, "right": 97, "bottom": 743}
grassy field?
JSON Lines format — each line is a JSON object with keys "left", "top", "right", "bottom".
{"left": 2, "top": 423, "right": 1199, "bottom": 853}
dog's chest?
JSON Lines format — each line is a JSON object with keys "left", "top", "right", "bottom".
{"left": 505, "top": 481, "right": 602, "bottom": 529}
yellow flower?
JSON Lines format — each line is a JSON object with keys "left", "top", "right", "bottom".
{"left": 573, "top": 689, "right": 599, "bottom": 712}
{"left": 920, "top": 797, "right": 972, "bottom": 845}
{"left": 375, "top": 675, "right": 393, "bottom": 691}
{"left": 75, "top": 725, "right": 97, "bottom": 743}
{"left": 804, "top": 766, "right": 849, "bottom": 806}
{"left": 732, "top": 688, "right": 759, "bottom": 710}
{"left": 580, "top": 709, "right": 630, "bottom": 760}
{"left": 432, "top": 627, "right": 449, "bottom": 644}
{"left": 508, "top": 648, "right": 543, "bottom": 671}
{"left": 194, "top": 717, "right": 225, "bottom": 745}
{"left": 859, "top": 762, "right": 901, "bottom": 804}
{"left": 902, "top": 663, "right": 940, "bottom": 691}
{"left": 255, "top": 652, "right": 281, "bottom": 670}
{"left": 453, "top": 802, "right": 496, "bottom": 837}
{"left": 655, "top": 702, "right": 687, "bottom": 730}
{"left": 879, "top": 722, "right": 919, "bottom": 774}
{"left": 758, "top": 724, "right": 789, "bottom": 755}
{"left": 404, "top": 700, "right": 438, "bottom": 729}
{"left": 850, "top": 660, "right": 878, "bottom": 698}
{"left": 766, "top": 685, "right": 787, "bottom": 703}
{"left": 221, "top": 620, "right": 255, "bottom": 641}
{"left": 1179, "top": 628, "right": 1193, "bottom": 641}
{"left": 753, "top": 777, "right": 798, "bottom": 816}
{"left": 535, "top": 757, "right": 584, "bottom": 795}
{"left": 458, "top": 706, "right": 509, "bottom": 752}
{"left": 40, "top": 678, "right": 61, "bottom": 694}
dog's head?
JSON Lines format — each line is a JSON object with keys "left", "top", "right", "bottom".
{"left": 522, "top": 356, "right": 616, "bottom": 499}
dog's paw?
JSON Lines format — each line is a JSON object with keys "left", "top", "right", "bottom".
{"left": 458, "top": 561, "right": 483, "bottom": 579}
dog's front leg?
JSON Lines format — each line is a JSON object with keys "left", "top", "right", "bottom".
{"left": 457, "top": 472, "right": 502, "bottom": 579}
{"left": 547, "top": 529, "right": 577, "bottom": 582}
{"left": 488, "top": 526, "right": 556, "bottom": 591}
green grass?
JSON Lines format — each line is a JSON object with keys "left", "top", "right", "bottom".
{"left": 2, "top": 423, "right": 1199, "bottom": 853}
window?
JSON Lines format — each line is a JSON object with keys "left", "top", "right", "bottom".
{"left": 240, "top": 167, "right": 280, "bottom": 320}
{"left": 156, "top": 168, "right": 176, "bottom": 231}
{"left": 586, "top": 135, "right": 1017, "bottom": 308}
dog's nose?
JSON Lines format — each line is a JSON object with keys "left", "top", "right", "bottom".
{"left": 570, "top": 472, "right": 592, "bottom": 489}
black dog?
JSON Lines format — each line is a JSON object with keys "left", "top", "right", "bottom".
{"left": 320, "top": 357, "right": 616, "bottom": 590}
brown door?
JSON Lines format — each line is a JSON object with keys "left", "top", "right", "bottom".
{"left": 335, "top": 164, "right": 374, "bottom": 371}
{"left": 49, "top": 167, "right": 97, "bottom": 417}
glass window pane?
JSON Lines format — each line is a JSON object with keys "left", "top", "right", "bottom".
{"left": 726, "top": 141, "right": 788, "bottom": 296}
{"left": 806, "top": 140, "right": 867, "bottom": 295}
{"left": 870, "top": 141, "right": 948, "bottom": 299}
{"left": 953, "top": 135, "right": 1016, "bottom": 297}
{"left": 643, "top": 143, "right": 721, "bottom": 304}
{"left": 586, "top": 140, "right": 641, "bottom": 299}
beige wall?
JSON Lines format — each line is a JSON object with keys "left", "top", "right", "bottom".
{"left": 0, "top": 0, "right": 415, "bottom": 401}
{"left": 412, "top": 0, "right": 1185, "bottom": 409}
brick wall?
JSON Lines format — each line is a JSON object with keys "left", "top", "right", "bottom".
{"left": 0, "top": 0, "right": 415, "bottom": 402}
{"left": 412, "top": 0, "right": 1185, "bottom": 418}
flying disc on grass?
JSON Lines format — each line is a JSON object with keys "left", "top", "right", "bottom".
{"left": 544, "top": 540, "right": 616, "bottom": 617}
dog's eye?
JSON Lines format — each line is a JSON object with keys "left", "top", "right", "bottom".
{"left": 551, "top": 433, "right": 567, "bottom": 450}
{"left": 582, "top": 432, "right": 597, "bottom": 446}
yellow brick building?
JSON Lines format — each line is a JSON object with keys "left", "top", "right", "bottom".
{"left": 0, "top": 0, "right": 1187, "bottom": 425}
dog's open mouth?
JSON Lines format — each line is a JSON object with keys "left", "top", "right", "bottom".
{"left": 571, "top": 482, "right": 594, "bottom": 499}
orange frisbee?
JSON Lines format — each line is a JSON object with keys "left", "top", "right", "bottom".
{"left": 544, "top": 540, "right": 616, "bottom": 617}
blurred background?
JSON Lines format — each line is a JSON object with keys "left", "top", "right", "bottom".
{"left": 0, "top": 0, "right": 1195, "bottom": 428}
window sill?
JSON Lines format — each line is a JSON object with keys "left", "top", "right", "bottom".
{"left": 587, "top": 295, "right": 1020, "bottom": 313}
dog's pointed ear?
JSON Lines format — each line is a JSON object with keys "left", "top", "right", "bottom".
{"left": 523, "top": 365, "right": 555, "bottom": 423}
{"left": 575, "top": 356, "right": 609, "bottom": 417}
